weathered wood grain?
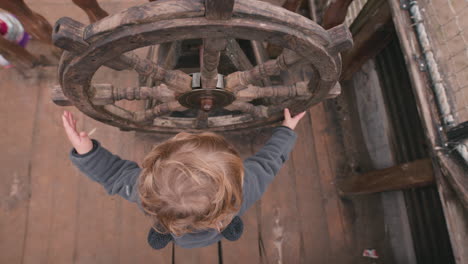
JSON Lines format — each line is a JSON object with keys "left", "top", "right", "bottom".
{"left": 83, "top": 0, "right": 206, "bottom": 43}
{"left": 205, "top": 0, "right": 235, "bottom": 20}
{"left": 338, "top": 159, "right": 435, "bottom": 195}
{"left": 290, "top": 112, "right": 331, "bottom": 263}
{"left": 51, "top": 0, "right": 351, "bottom": 133}
{"left": 59, "top": 5, "right": 336, "bottom": 131}
{"left": 340, "top": 0, "right": 393, "bottom": 80}
{"left": 133, "top": 101, "right": 187, "bottom": 122}
{"left": 256, "top": 130, "right": 302, "bottom": 263}
{"left": 322, "top": 0, "right": 354, "bottom": 29}
{"left": 116, "top": 96, "right": 173, "bottom": 264}
{"left": 225, "top": 51, "right": 303, "bottom": 93}
{"left": 174, "top": 244, "right": 219, "bottom": 264}
{"left": 225, "top": 39, "right": 254, "bottom": 71}
{"left": 53, "top": 17, "right": 130, "bottom": 71}
{"left": 52, "top": 83, "right": 177, "bottom": 107}
{"left": 236, "top": 82, "right": 311, "bottom": 101}
{"left": 225, "top": 102, "right": 269, "bottom": 118}
{"left": 327, "top": 24, "right": 353, "bottom": 56}
{"left": 71, "top": 114, "right": 122, "bottom": 264}
{"left": 0, "top": 69, "right": 41, "bottom": 264}
{"left": 250, "top": 40, "right": 272, "bottom": 86}
{"left": 309, "top": 103, "right": 352, "bottom": 263}
{"left": 21, "top": 68, "right": 79, "bottom": 264}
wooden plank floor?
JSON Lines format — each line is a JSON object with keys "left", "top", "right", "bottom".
{"left": 0, "top": 2, "right": 361, "bottom": 262}
{"left": 0, "top": 66, "right": 354, "bottom": 263}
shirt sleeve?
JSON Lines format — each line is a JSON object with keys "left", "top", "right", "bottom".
{"left": 69, "top": 139, "right": 141, "bottom": 203}
{"left": 238, "top": 126, "right": 297, "bottom": 215}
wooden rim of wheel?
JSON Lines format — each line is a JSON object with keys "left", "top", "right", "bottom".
{"left": 53, "top": 0, "right": 352, "bottom": 133}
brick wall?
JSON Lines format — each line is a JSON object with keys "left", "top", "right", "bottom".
{"left": 416, "top": 0, "right": 468, "bottom": 124}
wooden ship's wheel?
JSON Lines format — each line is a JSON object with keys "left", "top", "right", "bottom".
{"left": 51, "top": 0, "right": 352, "bottom": 133}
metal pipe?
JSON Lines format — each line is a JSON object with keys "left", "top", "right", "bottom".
{"left": 408, "top": 1, "right": 454, "bottom": 126}
{"left": 406, "top": 0, "right": 468, "bottom": 162}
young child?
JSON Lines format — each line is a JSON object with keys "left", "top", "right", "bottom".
{"left": 62, "top": 109, "right": 305, "bottom": 249}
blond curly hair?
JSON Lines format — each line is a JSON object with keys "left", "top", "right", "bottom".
{"left": 138, "top": 132, "right": 244, "bottom": 236}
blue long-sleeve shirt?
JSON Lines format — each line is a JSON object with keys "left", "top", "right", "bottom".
{"left": 70, "top": 126, "right": 297, "bottom": 248}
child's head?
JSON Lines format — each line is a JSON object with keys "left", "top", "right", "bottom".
{"left": 138, "top": 132, "right": 244, "bottom": 236}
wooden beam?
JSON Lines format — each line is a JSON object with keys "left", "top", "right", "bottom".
{"left": 307, "top": 0, "right": 317, "bottom": 21}
{"left": 388, "top": 1, "right": 468, "bottom": 260}
{"left": 225, "top": 39, "right": 254, "bottom": 71}
{"left": 437, "top": 154, "right": 468, "bottom": 211}
{"left": 322, "top": 0, "right": 353, "bottom": 29}
{"left": 282, "top": 0, "right": 304, "bottom": 12}
{"left": 71, "top": 0, "right": 109, "bottom": 23}
{"left": 0, "top": 0, "right": 53, "bottom": 44}
{"left": 0, "top": 35, "right": 38, "bottom": 70}
{"left": 447, "top": 121, "right": 468, "bottom": 142}
{"left": 205, "top": 0, "right": 235, "bottom": 20}
{"left": 340, "top": 0, "right": 393, "bottom": 80}
{"left": 200, "top": 38, "right": 226, "bottom": 89}
{"left": 338, "top": 159, "right": 435, "bottom": 196}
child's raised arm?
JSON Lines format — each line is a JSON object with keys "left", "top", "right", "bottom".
{"left": 62, "top": 110, "right": 93, "bottom": 155}
{"left": 62, "top": 111, "right": 141, "bottom": 203}
{"left": 239, "top": 109, "right": 305, "bottom": 215}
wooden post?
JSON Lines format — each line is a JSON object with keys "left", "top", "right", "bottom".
{"left": 322, "top": 0, "right": 354, "bottom": 29}
{"left": 0, "top": 0, "right": 53, "bottom": 44}
{"left": 337, "top": 159, "right": 435, "bottom": 196}
{"left": 340, "top": 0, "right": 393, "bottom": 80}
{"left": 72, "top": 0, "right": 109, "bottom": 23}
{"left": 282, "top": 0, "right": 304, "bottom": 12}
{"left": 0, "top": 35, "right": 38, "bottom": 71}
{"left": 204, "top": 0, "right": 235, "bottom": 20}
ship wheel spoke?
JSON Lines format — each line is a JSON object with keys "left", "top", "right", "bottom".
{"left": 200, "top": 38, "right": 226, "bottom": 89}
{"left": 235, "top": 82, "right": 311, "bottom": 101}
{"left": 194, "top": 110, "right": 209, "bottom": 129}
{"left": 118, "top": 52, "right": 192, "bottom": 94}
{"left": 51, "top": 83, "right": 176, "bottom": 106}
{"left": 224, "top": 49, "right": 304, "bottom": 93}
{"left": 133, "top": 100, "right": 187, "bottom": 123}
{"left": 142, "top": 45, "right": 158, "bottom": 109}
{"left": 250, "top": 40, "right": 272, "bottom": 86}
{"left": 225, "top": 101, "right": 269, "bottom": 118}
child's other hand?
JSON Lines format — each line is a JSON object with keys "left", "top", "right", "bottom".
{"left": 62, "top": 110, "right": 93, "bottom": 154}
{"left": 282, "top": 108, "right": 306, "bottom": 130}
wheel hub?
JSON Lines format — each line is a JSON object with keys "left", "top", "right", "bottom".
{"left": 178, "top": 72, "right": 235, "bottom": 112}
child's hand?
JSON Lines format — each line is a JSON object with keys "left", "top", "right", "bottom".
{"left": 282, "top": 108, "right": 306, "bottom": 130}
{"left": 62, "top": 110, "right": 93, "bottom": 154}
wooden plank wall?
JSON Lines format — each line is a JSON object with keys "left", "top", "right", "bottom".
{"left": 0, "top": 66, "right": 352, "bottom": 263}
